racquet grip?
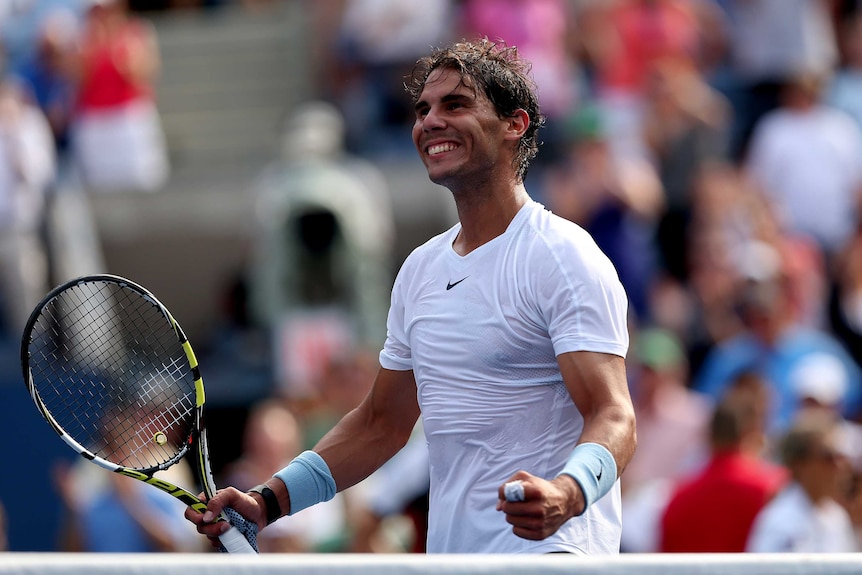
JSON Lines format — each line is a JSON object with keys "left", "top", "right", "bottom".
{"left": 219, "top": 526, "right": 257, "bottom": 554}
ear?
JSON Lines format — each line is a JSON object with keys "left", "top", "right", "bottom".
{"left": 503, "top": 109, "right": 530, "bottom": 141}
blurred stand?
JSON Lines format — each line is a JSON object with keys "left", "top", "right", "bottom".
{"left": 221, "top": 398, "right": 356, "bottom": 553}
{"left": 746, "top": 409, "right": 858, "bottom": 553}
{"left": 0, "top": 79, "right": 55, "bottom": 335}
{"left": 0, "top": 498, "right": 7, "bottom": 552}
{"left": 348, "top": 421, "right": 429, "bottom": 554}
{"left": 249, "top": 100, "right": 395, "bottom": 400}
{"left": 315, "top": 0, "right": 453, "bottom": 157}
{"left": 660, "top": 373, "right": 788, "bottom": 553}
{"left": 53, "top": 458, "right": 204, "bottom": 553}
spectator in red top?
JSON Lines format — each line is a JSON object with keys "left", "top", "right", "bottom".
{"left": 76, "top": 0, "right": 156, "bottom": 108}
{"left": 574, "top": 0, "right": 704, "bottom": 163}
{"left": 69, "top": 0, "right": 168, "bottom": 193}
{"left": 660, "top": 372, "right": 788, "bottom": 552}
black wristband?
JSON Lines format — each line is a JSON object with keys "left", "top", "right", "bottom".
{"left": 248, "top": 484, "right": 281, "bottom": 525}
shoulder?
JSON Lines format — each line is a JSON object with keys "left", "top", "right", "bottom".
{"left": 394, "top": 224, "right": 458, "bottom": 279}
{"left": 521, "top": 200, "right": 588, "bottom": 238}
{"left": 126, "top": 17, "right": 157, "bottom": 39}
{"left": 404, "top": 224, "right": 457, "bottom": 260}
{"left": 733, "top": 460, "right": 788, "bottom": 495}
{"left": 751, "top": 109, "right": 796, "bottom": 138}
{"left": 520, "top": 201, "right": 611, "bottom": 261}
{"left": 786, "top": 330, "right": 860, "bottom": 371}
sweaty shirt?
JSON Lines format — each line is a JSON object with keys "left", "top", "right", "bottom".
{"left": 379, "top": 200, "right": 629, "bottom": 553}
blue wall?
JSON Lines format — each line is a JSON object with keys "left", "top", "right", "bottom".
{"left": 1, "top": 340, "right": 75, "bottom": 552}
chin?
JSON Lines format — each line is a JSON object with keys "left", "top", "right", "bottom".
{"left": 425, "top": 167, "right": 453, "bottom": 186}
{"left": 427, "top": 171, "right": 445, "bottom": 184}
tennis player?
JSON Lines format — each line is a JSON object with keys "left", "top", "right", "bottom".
{"left": 187, "top": 38, "right": 636, "bottom": 554}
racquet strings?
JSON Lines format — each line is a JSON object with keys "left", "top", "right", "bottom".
{"left": 27, "top": 279, "right": 196, "bottom": 472}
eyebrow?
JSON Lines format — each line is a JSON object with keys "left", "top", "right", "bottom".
{"left": 414, "top": 92, "right": 474, "bottom": 113}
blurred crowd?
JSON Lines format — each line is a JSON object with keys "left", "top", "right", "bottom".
{"left": 287, "top": 0, "right": 862, "bottom": 554}
{"left": 0, "top": 0, "right": 170, "bottom": 338}
{"left": 2, "top": 0, "right": 862, "bottom": 555}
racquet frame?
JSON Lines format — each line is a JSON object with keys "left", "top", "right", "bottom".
{"left": 21, "top": 274, "right": 255, "bottom": 553}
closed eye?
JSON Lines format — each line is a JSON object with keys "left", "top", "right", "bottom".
{"left": 414, "top": 94, "right": 472, "bottom": 119}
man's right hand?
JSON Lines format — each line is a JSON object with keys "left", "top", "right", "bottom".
{"left": 184, "top": 487, "right": 267, "bottom": 549}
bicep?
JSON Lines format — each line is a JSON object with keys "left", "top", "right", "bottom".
{"left": 558, "top": 351, "right": 630, "bottom": 419}
{"left": 363, "top": 367, "right": 421, "bottom": 439}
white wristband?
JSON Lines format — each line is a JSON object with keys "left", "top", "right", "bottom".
{"left": 557, "top": 442, "right": 617, "bottom": 513}
{"left": 273, "top": 451, "right": 337, "bottom": 515}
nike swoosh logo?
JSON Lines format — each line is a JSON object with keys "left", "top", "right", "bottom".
{"left": 597, "top": 468, "right": 603, "bottom": 481}
{"left": 446, "top": 277, "right": 469, "bottom": 290}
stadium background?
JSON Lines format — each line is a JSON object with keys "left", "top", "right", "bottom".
{"left": 0, "top": 2, "right": 454, "bottom": 552}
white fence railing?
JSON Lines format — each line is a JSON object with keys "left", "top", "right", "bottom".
{"left": 2, "top": 553, "right": 862, "bottom": 575}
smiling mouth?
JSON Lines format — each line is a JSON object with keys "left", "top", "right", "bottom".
{"left": 427, "top": 142, "right": 459, "bottom": 156}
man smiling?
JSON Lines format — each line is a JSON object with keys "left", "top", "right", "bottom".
{"left": 187, "top": 38, "right": 636, "bottom": 555}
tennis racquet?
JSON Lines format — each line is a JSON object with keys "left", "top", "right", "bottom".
{"left": 21, "top": 274, "right": 258, "bottom": 554}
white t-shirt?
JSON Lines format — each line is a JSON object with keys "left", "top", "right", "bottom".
{"left": 746, "top": 483, "right": 858, "bottom": 553}
{"left": 379, "top": 200, "right": 629, "bottom": 553}
{"left": 746, "top": 105, "right": 862, "bottom": 253}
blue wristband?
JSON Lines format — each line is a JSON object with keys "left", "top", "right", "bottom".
{"left": 557, "top": 442, "right": 617, "bottom": 513}
{"left": 273, "top": 450, "right": 337, "bottom": 515}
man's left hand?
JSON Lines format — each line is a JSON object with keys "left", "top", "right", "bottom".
{"left": 496, "top": 470, "right": 585, "bottom": 540}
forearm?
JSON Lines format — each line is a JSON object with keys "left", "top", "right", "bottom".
{"left": 539, "top": 404, "right": 636, "bottom": 519}
{"left": 313, "top": 404, "right": 414, "bottom": 491}
{"left": 258, "top": 407, "right": 413, "bottom": 519}
{"left": 254, "top": 369, "right": 420, "bottom": 520}
{"left": 576, "top": 402, "right": 637, "bottom": 479}
{"left": 555, "top": 351, "right": 637, "bottom": 516}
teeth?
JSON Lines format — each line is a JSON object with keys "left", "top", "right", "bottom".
{"left": 428, "top": 142, "right": 458, "bottom": 155}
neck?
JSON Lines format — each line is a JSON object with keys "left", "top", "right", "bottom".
{"left": 801, "top": 482, "right": 830, "bottom": 505}
{"left": 451, "top": 182, "right": 529, "bottom": 256}
{"left": 794, "top": 470, "right": 832, "bottom": 505}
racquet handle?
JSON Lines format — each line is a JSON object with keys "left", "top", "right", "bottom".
{"left": 219, "top": 526, "right": 257, "bottom": 554}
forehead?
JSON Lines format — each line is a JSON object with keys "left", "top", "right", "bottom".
{"left": 418, "top": 67, "right": 479, "bottom": 101}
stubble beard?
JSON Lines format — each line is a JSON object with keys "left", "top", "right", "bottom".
{"left": 426, "top": 154, "right": 498, "bottom": 199}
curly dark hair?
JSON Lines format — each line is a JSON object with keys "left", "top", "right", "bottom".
{"left": 405, "top": 38, "right": 546, "bottom": 183}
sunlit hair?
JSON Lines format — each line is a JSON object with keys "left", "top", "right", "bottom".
{"left": 778, "top": 409, "right": 838, "bottom": 468}
{"left": 405, "top": 38, "right": 545, "bottom": 182}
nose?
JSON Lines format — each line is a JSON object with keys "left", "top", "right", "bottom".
{"left": 420, "top": 105, "right": 446, "bottom": 131}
